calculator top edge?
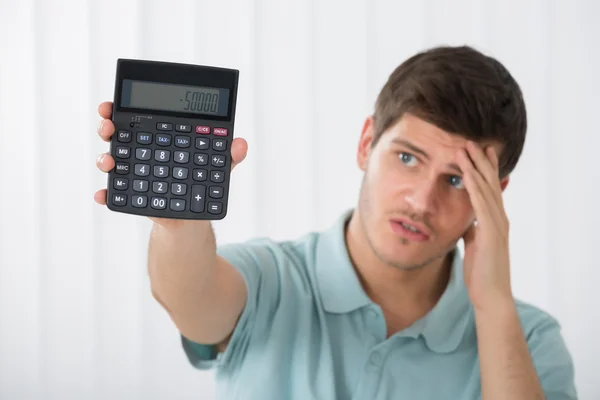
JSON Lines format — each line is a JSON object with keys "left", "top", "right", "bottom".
{"left": 116, "top": 58, "right": 240, "bottom": 75}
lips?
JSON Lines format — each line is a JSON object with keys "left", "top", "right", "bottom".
{"left": 390, "top": 220, "right": 430, "bottom": 242}
{"left": 391, "top": 218, "right": 431, "bottom": 238}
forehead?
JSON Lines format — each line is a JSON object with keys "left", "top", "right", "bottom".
{"left": 387, "top": 113, "right": 505, "bottom": 152}
{"left": 385, "top": 113, "right": 470, "bottom": 151}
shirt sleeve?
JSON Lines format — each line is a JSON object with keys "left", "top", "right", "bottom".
{"left": 524, "top": 309, "right": 578, "bottom": 399}
{"left": 180, "top": 238, "right": 282, "bottom": 373}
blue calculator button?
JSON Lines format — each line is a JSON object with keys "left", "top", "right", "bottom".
{"left": 136, "top": 132, "right": 152, "bottom": 145}
{"left": 156, "top": 134, "right": 172, "bottom": 146}
{"left": 175, "top": 136, "right": 191, "bottom": 148}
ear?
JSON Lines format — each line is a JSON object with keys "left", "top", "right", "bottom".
{"left": 357, "top": 116, "right": 375, "bottom": 171}
{"left": 500, "top": 176, "right": 509, "bottom": 192}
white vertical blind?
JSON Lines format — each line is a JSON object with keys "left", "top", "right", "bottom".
{"left": 0, "top": 0, "right": 598, "bottom": 398}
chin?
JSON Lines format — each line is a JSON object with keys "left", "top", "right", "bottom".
{"left": 372, "top": 229, "right": 433, "bottom": 268}
{"left": 377, "top": 249, "right": 434, "bottom": 270}
{"left": 379, "top": 222, "right": 459, "bottom": 269}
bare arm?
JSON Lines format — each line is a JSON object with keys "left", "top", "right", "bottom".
{"left": 475, "top": 299, "right": 545, "bottom": 400}
{"left": 147, "top": 220, "right": 247, "bottom": 346}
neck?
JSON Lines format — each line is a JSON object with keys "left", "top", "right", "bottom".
{"left": 345, "top": 210, "right": 452, "bottom": 321}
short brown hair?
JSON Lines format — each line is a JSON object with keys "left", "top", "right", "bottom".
{"left": 373, "top": 45, "right": 527, "bottom": 178}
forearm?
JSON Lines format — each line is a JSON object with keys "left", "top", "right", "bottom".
{"left": 475, "top": 298, "right": 545, "bottom": 400}
{"left": 147, "top": 221, "right": 218, "bottom": 314}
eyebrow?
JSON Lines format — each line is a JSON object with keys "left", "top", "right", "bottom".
{"left": 391, "top": 138, "right": 463, "bottom": 174}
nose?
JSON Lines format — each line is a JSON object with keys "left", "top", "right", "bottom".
{"left": 404, "top": 179, "right": 438, "bottom": 215}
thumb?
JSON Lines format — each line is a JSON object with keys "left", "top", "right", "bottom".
{"left": 230, "top": 137, "right": 248, "bottom": 171}
{"left": 463, "top": 219, "right": 478, "bottom": 246}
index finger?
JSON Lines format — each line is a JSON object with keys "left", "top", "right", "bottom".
{"left": 98, "top": 102, "right": 113, "bottom": 119}
{"left": 465, "top": 141, "right": 498, "bottom": 187}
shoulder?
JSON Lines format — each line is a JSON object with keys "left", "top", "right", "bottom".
{"left": 513, "top": 299, "right": 578, "bottom": 399}
{"left": 215, "top": 231, "right": 323, "bottom": 292}
{"left": 514, "top": 299, "right": 560, "bottom": 335}
{"left": 216, "top": 231, "right": 321, "bottom": 269}
{"left": 513, "top": 299, "right": 568, "bottom": 355}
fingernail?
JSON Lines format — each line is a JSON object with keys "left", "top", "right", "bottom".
{"left": 97, "top": 119, "right": 104, "bottom": 133}
{"left": 97, "top": 154, "right": 105, "bottom": 164}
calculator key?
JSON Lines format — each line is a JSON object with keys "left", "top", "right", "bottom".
{"left": 175, "top": 136, "right": 191, "bottom": 148}
{"left": 150, "top": 197, "right": 167, "bottom": 210}
{"left": 196, "top": 126, "right": 210, "bottom": 134}
{"left": 193, "top": 169, "right": 207, "bottom": 181}
{"left": 157, "top": 122, "right": 173, "bottom": 131}
{"left": 156, "top": 134, "right": 172, "bottom": 146}
{"left": 210, "top": 171, "right": 224, "bottom": 183}
{"left": 115, "top": 163, "right": 129, "bottom": 174}
{"left": 209, "top": 186, "right": 223, "bottom": 198}
{"left": 133, "top": 180, "right": 149, "bottom": 192}
{"left": 195, "top": 138, "right": 209, "bottom": 150}
{"left": 153, "top": 181, "right": 168, "bottom": 194}
{"left": 213, "top": 127, "right": 228, "bottom": 136}
{"left": 176, "top": 124, "right": 192, "bottom": 132}
{"left": 132, "top": 195, "right": 148, "bottom": 208}
{"left": 112, "top": 194, "right": 127, "bottom": 206}
{"left": 135, "top": 148, "right": 151, "bottom": 160}
{"left": 171, "top": 183, "right": 187, "bottom": 196}
{"left": 173, "top": 167, "right": 188, "bottom": 180}
{"left": 153, "top": 165, "right": 169, "bottom": 178}
{"left": 155, "top": 149, "right": 170, "bottom": 162}
{"left": 194, "top": 153, "right": 208, "bottom": 166}
{"left": 208, "top": 202, "right": 222, "bottom": 214}
{"left": 116, "top": 146, "right": 131, "bottom": 159}
{"left": 170, "top": 198, "right": 186, "bottom": 212}
{"left": 212, "top": 139, "right": 226, "bottom": 151}
{"left": 134, "top": 164, "right": 150, "bottom": 176}
{"left": 174, "top": 151, "right": 189, "bottom": 164}
{"left": 191, "top": 185, "right": 206, "bottom": 213}
{"left": 113, "top": 178, "right": 128, "bottom": 190}
{"left": 117, "top": 130, "right": 132, "bottom": 143}
{"left": 137, "top": 132, "right": 152, "bottom": 144}
{"left": 211, "top": 155, "right": 226, "bottom": 167}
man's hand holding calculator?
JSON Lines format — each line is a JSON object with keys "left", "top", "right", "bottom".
{"left": 93, "top": 100, "right": 250, "bottom": 351}
{"left": 93, "top": 101, "right": 248, "bottom": 228}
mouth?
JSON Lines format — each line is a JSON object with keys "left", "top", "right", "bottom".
{"left": 390, "top": 218, "right": 430, "bottom": 242}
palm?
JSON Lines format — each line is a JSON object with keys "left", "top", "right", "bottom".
{"left": 462, "top": 219, "right": 511, "bottom": 309}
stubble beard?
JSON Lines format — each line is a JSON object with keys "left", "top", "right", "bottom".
{"left": 358, "top": 174, "right": 461, "bottom": 272}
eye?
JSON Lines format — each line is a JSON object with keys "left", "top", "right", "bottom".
{"left": 449, "top": 175, "right": 465, "bottom": 189}
{"left": 399, "top": 152, "right": 418, "bottom": 167}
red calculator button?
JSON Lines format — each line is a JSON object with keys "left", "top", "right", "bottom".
{"left": 196, "top": 126, "right": 210, "bottom": 134}
{"left": 213, "top": 127, "right": 228, "bottom": 136}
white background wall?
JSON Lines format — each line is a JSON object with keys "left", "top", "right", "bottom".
{"left": 1, "top": 0, "right": 598, "bottom": 398}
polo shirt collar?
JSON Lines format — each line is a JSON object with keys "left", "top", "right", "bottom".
{"left": 315, "top": 209, "right": 372, "bottom": 314}
{"left": 315, "top": 209, "right": 472, "bottom": 354}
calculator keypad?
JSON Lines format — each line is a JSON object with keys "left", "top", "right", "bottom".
{"left": 109, "top": 120, "right": 230, "bottom": 219}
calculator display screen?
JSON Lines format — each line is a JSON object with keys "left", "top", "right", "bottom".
{"left": 121, "top": 79, "right": 229, "bottom": 117}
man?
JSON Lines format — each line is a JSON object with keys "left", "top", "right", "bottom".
{"left": 95, "top": 45, "right": 576, "bottom": 399}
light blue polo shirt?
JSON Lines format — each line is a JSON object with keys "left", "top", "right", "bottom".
{"left": 180, "top": 210, "right": 577, "bottom": 399}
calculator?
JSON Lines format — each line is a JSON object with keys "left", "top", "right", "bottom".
{"left": 106, "top": 59, "right": 239, "bottom": 220}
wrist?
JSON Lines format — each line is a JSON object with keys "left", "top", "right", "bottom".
{"left": 472, "top": 292, "right": 516, "bottom": 317}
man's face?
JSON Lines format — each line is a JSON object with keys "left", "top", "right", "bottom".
{"left": 355, "top": 113, "right": 506, "bottom": 270}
